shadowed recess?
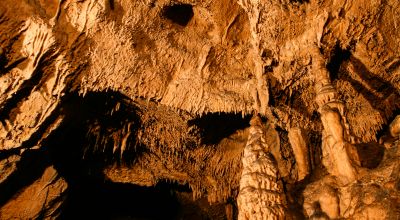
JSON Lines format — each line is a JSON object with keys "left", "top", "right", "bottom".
{"left": 109, "top": 0, "right": 114, "bottom": 10}
{"left": 326, "top": 45, "right": 351, "bottom": 81}
{"left": 289, "top": 0, "right": 310, "bottom": 3}
{"left": 59, "top": 178, "right": 227, "bottom": 219}
{"left": 60, "top": 180, "right": 182, "bottom": 220}
{"left": 163, "top": 4, "right": 194, "bottom": 26}
{"left": 46, "top": 92, "right": 142, "bottom": 166}
{"left": 188, "top": 113, "right": 251, "bottom": 145}
{"left": 353, "top": 142, "right": 385, "bottom": 169}
{"left": 0, "top": 150, "right": 49, "bottom": 208}
{"left": 43, "top": 92, "right": 227, "bottom": 219}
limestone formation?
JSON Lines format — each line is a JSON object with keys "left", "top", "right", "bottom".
{"left": 311, "top": 45, "right": 357, "bottom": 185}
{"left": 0, "top": 166, "right": 67, "bottom": 219}
{"left": 0, "top": 0, "right": 399, "bottom": 219}
{"left": 288, "top": 127, "right": 310, "bottom": 181}
{"left": 237, "top": 115, "right": 286, "bottom": 220}
{"left": 390, "top": 115, "right": 400, "bottom": 139}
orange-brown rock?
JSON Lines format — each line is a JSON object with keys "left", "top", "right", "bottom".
{"left": 0, "top": 0, "right": 399, "bottom": 219}
{"left": 0, "top": 166, "right": 67, "bottom": 219}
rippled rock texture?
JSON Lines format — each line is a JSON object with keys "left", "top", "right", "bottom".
{"left": 0, "top": 0, "right": 399, "bottom": 219}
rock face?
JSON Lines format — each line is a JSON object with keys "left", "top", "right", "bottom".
{"left": 0, "top": 166, "right": 67, "bottom": 219}
{"left": 0, "top": 0, "right": 400, "bottom": 219}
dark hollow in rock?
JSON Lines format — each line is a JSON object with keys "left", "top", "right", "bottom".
{"left": 289, "top": 0, "right": 310, "bottom": 4}
{"left": 60, "top": 179, "right": 228, "bottom": 220}
{"left": 355, "top": 142, "right": 385, "bottom": 169}
{"left": 44, "top": 93, "right": 229, "bottom": 219}
{"left": 108, "top": 0, "right": 114, "bottom": 10}
{"left": 326, "top": 45, "right": 351, "bottom": 82}
{"left": 60, "top": 180, "right": 181, "bottom": 220}
{"left": 188, "top": 112, "right": 251, "bottom": 145}
{"left": 163, "top": 4, "right": 194, "bottom": 26}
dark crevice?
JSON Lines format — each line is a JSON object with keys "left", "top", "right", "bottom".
{"left": 163, "top": 4, "right": 194, "bottom": 26}
{"left": 1, "top": 57, "right": 27, "bottom": 75}
{"left": 45, "top": 118, "right": 184, "bottom": 220}
{"left": 326, "top": 44, "right": 351, "bottom": 81}
{"left": 43, "top": 93, "right": 175, "bottom": 219}
{"left": 342, "top": 56, "right": 399, "bottom": 122}
{"left": 45, "top": 92, "right": 142, "bottom": 171}
{"left": 376, "top": 108, "right": 400, "bottom": 144}
{"left": 275, "top": 127, "right": 296, "bottom": 180}
{"left": 0, "top": 148, "right": 21, "bottom": 160}
{"left": 289, "top": 0, "right": 309, "bottom": 4}
{"left": 60, "top": 180, "right": 183, "bottom": 220}
{"left": 188, "top": 113, "right": 251, "bottom": 145}
{"left": 17, "top": 106, "right": 63, "bottom": 151}
{"left": 0, "top": 57, "right": 53, "bottom": 123}
{"left": 354, "top": 142, "right": 385, "bottom": 169}
{"left": 308, "top": 131, "right": 323, "bottom": 172}
{"left": 382, "top": 109, "right": 400, "bottom": 134}
{"left": 0, "top": 150, "right": 49, "bottom": 207}
{"left": 264, "top": 59, "right": 278, "bottom": 73}
{"left": 61, "top": 179, "right": 227, "bottom": 219}
{"left": 385, "top": 58, "right": 400, "bottom": 75}
{"left": 0, "top": 47, "right": 7, "bottom": 71}
{"left": 108, "top": 0, "right": 114, "bottom": 10}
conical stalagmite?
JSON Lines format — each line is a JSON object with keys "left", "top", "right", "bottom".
{"left": 1, "top": 0, "right": 400, "bottom": 219}
{"left": 237, "top": 115, "right": 287, "bottom": 220}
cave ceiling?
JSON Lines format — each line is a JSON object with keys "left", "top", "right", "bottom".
{"left": 0, "top": 0, "right": 400, "bottom": 219}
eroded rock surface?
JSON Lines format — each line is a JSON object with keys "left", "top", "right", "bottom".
{"left": 0, "top": 0, "right": 399, "bottom": 219}
{"left": 0, "top": 166, "right": 67, "bottom": 219}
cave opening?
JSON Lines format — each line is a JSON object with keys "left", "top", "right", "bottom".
{"left": 43, "top": 92, "right": 230, "bottom": 219}
{"left": 47, "top": 118, "right": 226, "bottom": 220}
{"left": 163, "top": 4, "right": 194, "bottom": 26}
{"left": 40, "top": 92, "right": 178, "bottom": 219}
{"left": 188, "top": 112, "right": 251, "bottom": 145}
{"left": 59, "top": 180, "right": 184, "bottom": 220}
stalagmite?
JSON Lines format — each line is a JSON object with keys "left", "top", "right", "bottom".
{"left": 288, "top": 127, "right": 310, "bottom": 181}
{"left": 389, "top": 115, "right": 400, "bottom": 139}
{"left": 1, "top": 0, "right": 400, "bottom": 219}
{"left": 311, "top": 46, "right": 356, "bottom": 185}
{"left": 237, "top": 115, "right": 287, "bottom": 220}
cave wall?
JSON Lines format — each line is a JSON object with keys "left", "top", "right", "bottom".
{"left": 0, "top": 0, "right": 400, "bottom": 219}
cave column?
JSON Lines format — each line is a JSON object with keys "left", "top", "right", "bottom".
{"left": 236, "top": 0, "right": 269, "bottom": 115}
{"left": 311, "top": 46, "right": 356, "bottom": 184}
{"left": 237, "top": 115, "right": 287, "bottom": 220}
